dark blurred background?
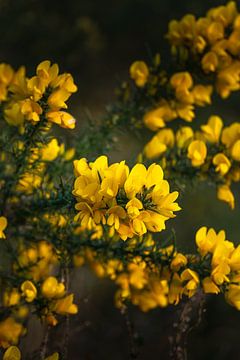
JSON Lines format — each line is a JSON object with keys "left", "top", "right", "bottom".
{"left": 2, "top": 0, "right": 240, "bottom": 358}
{"left": 0, "top": 0, "right": 235, "bottom": 111}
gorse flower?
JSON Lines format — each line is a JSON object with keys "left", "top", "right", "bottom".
{"left": 187, "top": 140, "right": 207, "bottom": 167}
{"left": 41, "top": 277, "right": 65, "bottom": 299}
{"left": 130, "top": 61, "right": 149, "bottom": 87}
{"left": 166, "top": 1, "right": 240, "bottom": 98}
{"left": 53, "top": 294, "right": 78, "bottom": 315}
{"left": 0, "top": 318, "right": 25, "bottom": 348}
{"left": 73, "top": 156, "right": 180, "bottom": 240}
{"left": 2, "top": 60, "right": 77, "bottom": 129}
{"left": 21, "top": 281, "right": 37, "bottom": 302}
{"left": 142, "top": 114, "right": 240, "bottom": 208}
{"left": 0, "top": 216, "right": 7, "bottom": 238}
{"left": 86, "top": 226, "right": 240, "bottom": 312}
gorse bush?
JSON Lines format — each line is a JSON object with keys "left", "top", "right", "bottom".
{"left": 0, "top": 1, "right": 240, "bottom": 359}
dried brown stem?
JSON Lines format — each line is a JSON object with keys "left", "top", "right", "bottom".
{"left": 169, "top": 290, "right": 206, "bottom": 360}
{"left": 121, "top": 305, "right": 139, "bottom": 359}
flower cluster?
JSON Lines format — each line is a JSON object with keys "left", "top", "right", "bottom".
{"left": 142, "top": 115, "right": 240, "bottom": 208}
{"left": 129, "top": 61, "right": 213, "bottom": 129}
{"left": 114, "top": 2, "right": 240, "bottom": 137}
{"left": 167, "top": 1, "right": 240, "bottom": 98}
{"left": 72, "top": 156, "right": 180, "bottom": 240}
{"left": 1, "top": 60, "right": 77, "bottom": 130}
{"left": 82, "top": 227, "right": 240, "bottom": 312}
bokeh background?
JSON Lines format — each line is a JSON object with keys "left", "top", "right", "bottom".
{"left": 1, "top": 0, "right": 240, "bottom": 358}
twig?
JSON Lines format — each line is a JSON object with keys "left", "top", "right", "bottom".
{"left": 61, "top": 266, "right": 70, "bottom": 360}
{"left": 120, "top": 305, "right": 139, "bottom": 359}
{"left": 40, "top": 325, "right": 50, "bottom": 360}
{"left": 169, "top": 290, "right": 206, "bottom": 360}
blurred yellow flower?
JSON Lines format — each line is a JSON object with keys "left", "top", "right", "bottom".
{"left": 130, "top": 61, "right": 149, "bottom": 87}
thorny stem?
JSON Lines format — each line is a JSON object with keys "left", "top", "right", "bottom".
{"left": 169, "top": 290, "right": 206, "bottom": 360}
{"left": 40, "top": 325, "right": 50, "bottom": 360}
{"left": 121, "top": 305, "right": 139, "bottom": 359}
{"left": 61, "top": 266, "right": 70, "bottom": 360}
{"left": 1, "top": 119, "right": 48, "bottom": 213}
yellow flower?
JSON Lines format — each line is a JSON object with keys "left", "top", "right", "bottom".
{"left": 18, "top": 247, "right": 38, "bottom": 267}
{"left": 144, "top": 129, "right": 175, "bottom": 159}
{"left": 47, "top": 89, "right": 70, "bottom": 109}
{"left": 213, "top": 153, "right": 231, "bottom": 175}
{"left": 175, "top": 103, "right": 194, "bottom": 122}
{"left": 128, "top": 263, "right": 147, "bottom": 289}
{"left": 181, "top": 269, "right": 199, "bottom": 297}
{"left": 212, "top": 240, "right": 234, "bottom": 268}
{"left": 0, "top": 63, "right": 14, "bottom": 101}
{"left": 132, "top": 216, "right": 147, "bottom": 236}
{"left": 191, "top": 85, "right": 212, "bottom": 106}
{"left": 118, "top": 223, "right": 134, "bottom": 241}
{"left": 170, "top": 253, "right": 188, "bottom": 271}
{"left": 208, "top": 2, "right": 237, "bottom": 27}
{"left": 36, "top": 60, "right": 59, "bottom": 86}
{"left": 229, "top": 245, "right": 240, "bottom": 271}
{"left": 225, "top": 284, "right": 240, "bottom": 310}
{"left": 131, "top": 279, "right": 169, "bottom": 311}
{"left": 20, "top": 99, "right": 43, "bottom": 122}
{"left": 4, "top": 102, "right": 25, "bottom": 127}
{"left": 124, "top": 164, "right": 147, "bottom": 199}
{"left": 38, "top": 241, "right": 56, "bottom": 262}
{"left": 170, "top": 72, "right": 193, "bottom": 90}
{"left": 41, "top": 139, "right": 61, "bottom": 161}
{"left": 16, "top": 172, "right": 42, "bottom": 194}
{"left": 0, "top": 318, "right": 24, "bottom": 348}
{"left": 201, "top": 51, "right": 219, "bottom": 72}
{"left": 176, "top": 126, "right": 193, "bottom": 148}
{"left": 168, "top": 273, "right": 183, "bottom": 305}
{"left": 21, "top": 281, "right": 37, "bottom": 302}
{"left": 0, "top": 216, "right": 7, "bottom": 239}
{"left": 217, "top": 184, "right": 235, "bottom": 209}
{"left": 130, "top": 61, "right": 149, "bottom": 87}
{"left": 41, "top": 277, "right": 65, "bottom": 299}
{"left": 231, "top": 139, "right": 240, "bottom": 161}
{"left": 51, "top": 72, "right": 77, "bottom": 93}
{"left": 16, "top": 306, "right": 29, "bottom": 319}
{"left": 206, "top": 21, "right": 224, "bottom": 44}
{"left": 211, "top": 262, "right": 230, "bottom": 285}
{"left": 53, "top": 294, "right": 78, "bottom": 315}
{"left": 221, "top": 122, "right": 240, "bottom": 148}
{"left": 63, "top": 147, "right": 75, "bottom": 161}
{"left": 143, "top": 102, "right": 176, "bottom": 130}
{"left": 100, "top": 161, "right": 129, "bottom": 198}
{"left": 187, "top": 140, "right": 207, "bottom": 166}
{"left": 126, "top": 198, "right": 143, "bottom": 219}
{"left": 46, "top": 111, "right": 76, "bottom": 129}
{"left": 73, "top": 254, "right": 85, "bottom": 267}
{"left": 45, "top": 353, "right": 59, "bottom": 360}
{"left": 3, "top": 289, "right": 21, "bottom": 307}
{"left": 202, "top": 277, "right": 220, "bottom": 294}
{"left": 143, "top": 107, "right": 165, "bottom": 130}
{"left": 196, "top": 226, "right": 226, "bottom": 256}
{"left": 3, "top": 346, "right": 21, "bottom": 360}
{"left": 201, "top": 115, "right": 223, "bottom": 143}
{"left": 216, "top": 61, "right": 240, "bottom": 98}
